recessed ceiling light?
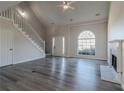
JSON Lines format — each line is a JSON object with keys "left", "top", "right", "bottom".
{"left": 21, "top": 11, "right": 25, "bottom": 16}
{"left": 70, "top": 18, "right": 73, "bottom": 21}
{"left": 51, "top": 22, "right": 55, "bottom": 24}
{"left": 96, "top": 13, "right": 100, "bottom": 16}
{"left": 18, "top": 8, "right": 25, "bottom": 16}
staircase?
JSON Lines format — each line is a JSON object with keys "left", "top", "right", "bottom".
{"left": 0, "top": 8, "right": 45, "bottom": 58}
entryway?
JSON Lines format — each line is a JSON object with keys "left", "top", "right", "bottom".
{"left": 52, "top": 36, "right": 65, "bottom": 57}
{"left": 0, "top": 18, "right": 13, "bottom": 67}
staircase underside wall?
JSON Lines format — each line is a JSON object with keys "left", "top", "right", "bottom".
{"left": 0, "top": 18, "right": 44, "bottom": 65}
{"left": 13, "top": 25, "right": 44, "bottom": 64}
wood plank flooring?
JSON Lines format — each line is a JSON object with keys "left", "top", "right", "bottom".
{"left": 0, "top": 57, "right": 122, "bottom": 91}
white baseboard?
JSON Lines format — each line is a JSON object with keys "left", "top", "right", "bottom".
{"left": 122, "top": 84, "right": 124, "bottom": 90}
{"left": 64, "top": 56, "right": 107, "bottom": 61}
{"left": 14, "top": 56, "right": 44, "bottom": 64}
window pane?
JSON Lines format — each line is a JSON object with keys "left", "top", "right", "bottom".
{"left": 78, "top": 31, "right": 95, "bottom": 55}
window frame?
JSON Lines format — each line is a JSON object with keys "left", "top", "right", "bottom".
{"left": 77, "top": 31, "right": 96, "bottom": 56}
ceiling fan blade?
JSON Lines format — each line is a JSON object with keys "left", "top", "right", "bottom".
{"left": 69, "top": 6, "right": 75, "bottom": 10}
{"left": 68, "top": 1, "right": 75, "bottom": 5}
{"left": 56, "top": 5, "right": 64, "bottom": 7}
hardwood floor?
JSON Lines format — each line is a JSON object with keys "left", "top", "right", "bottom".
{"left": 0, "top": 57, "right": 122, "bottom": 91}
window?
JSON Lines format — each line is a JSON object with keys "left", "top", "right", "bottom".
{"left": 62, "top": 37, "right": 65, "bottom": 55}
{"left": 52, "top": 37, "right": 55, "bottom": 55}
{"left": 78, "top": 31, "right": 95, "bottom": 55}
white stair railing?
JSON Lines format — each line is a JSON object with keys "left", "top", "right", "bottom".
{"left": 0, "top": 8, "right": 45, "bottom": 57}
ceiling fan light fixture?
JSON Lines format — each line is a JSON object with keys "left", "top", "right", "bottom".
{"left": 57, "top": 1, "right": 75, "bottom": 11}
{"left": 63, "top": 5, "right": 69, "bottom": 10}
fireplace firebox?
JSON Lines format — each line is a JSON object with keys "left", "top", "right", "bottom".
{"left": 112, "top": 54, "right": 117, "bottom": 72}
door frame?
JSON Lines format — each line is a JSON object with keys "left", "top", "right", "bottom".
{"left": 52, "top": 36, "right": 65, "bottom": 57}
{"left": 0, "top": 18, "right": 14, "bottom": 67}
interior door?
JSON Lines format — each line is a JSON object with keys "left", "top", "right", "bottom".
{"left": 122, "top": 42, "right": 124, "bottom": 86}
{"left": 53, "top": 36, "right": 65, "bottom": 57}
{"left": 0, "top": 18, "right": 13, "bottom": 67}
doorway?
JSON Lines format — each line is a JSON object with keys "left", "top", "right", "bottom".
{"left": 0, "top": 18, "right": 13, "bottom": 67}
{"left": 52, "top": 36, "right": 65, "bottom": 57}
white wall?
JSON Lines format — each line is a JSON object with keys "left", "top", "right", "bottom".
{"left": 108, "top": 2, "right": 124, "bottom": 41}
{"left": 0, "top": 17, "right": 43, "bottom": 65}
{"left": 0, "top": 1, "right": 20, "bottom": 12}
{"left": 13, "top": 25, "right": 43, "bottom": 64}
{"left": 16, "top": 2, "right": 46, "bottom": 40}
{"left": 0, "top": 18, "right": 14, "bottom": 66}
{"left": 46, "top": 20, "right": 108, "bottom": 60}
{"left": 108, "top": 1, "right": 124, "bottom": 89}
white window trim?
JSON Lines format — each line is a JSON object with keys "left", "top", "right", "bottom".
{"left": 77, "top": 31, "right": 96, "bottom": 56}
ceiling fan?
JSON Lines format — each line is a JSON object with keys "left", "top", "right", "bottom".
{"left": 57, "top": 1, "right": 75, "bottom": 11}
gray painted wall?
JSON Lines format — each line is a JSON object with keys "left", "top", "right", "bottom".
{"left": 46, "top": 20, "right": 108, "bottom": 60}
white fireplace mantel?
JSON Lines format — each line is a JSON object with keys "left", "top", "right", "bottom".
{"left": 109, "top": 40, "right": 123, "bottom": 73}
{"left": 100, "top": 39, "right": 124, "bottom": 85}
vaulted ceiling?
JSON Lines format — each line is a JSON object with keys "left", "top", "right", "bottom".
{"left": 0, "top": 1, "right": 110, "bottom": 27}
{"left": 29, "top": 1, "right": 110, "bottom": 27}
{"left": 0, "top": 1, "right": 20, "bottom": 12}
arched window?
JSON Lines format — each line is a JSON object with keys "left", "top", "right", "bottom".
{"left": 78, "top": 31, "right": 95, "bottom": 55}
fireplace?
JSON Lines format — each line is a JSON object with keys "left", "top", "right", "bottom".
{"left": 100, "top": 40, "right": 123, "bottom": 84}
{"left": 109, "top": 40, "right": 122, "bottom": 73}
{"left": 109, "top": 40, "right": 123, "bottom": 84}
{"left": 112, "top": 54, "right": 117, "bottom": 72}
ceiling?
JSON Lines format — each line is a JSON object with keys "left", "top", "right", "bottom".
{"left": 29, "top": 1, "right": 110, "bottom": 27}
{"left": 0, "top": 1, "right": 20, "bottom": 12}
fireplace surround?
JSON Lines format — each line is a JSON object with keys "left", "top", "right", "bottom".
{"left": 109, "top": 40, "right": 122, "bottom": 74}
{"left": 100, "top": 40, "right": 123, "bottom": 84}
{"left": 109, "top": 40, "right": 123, "bottom": 84}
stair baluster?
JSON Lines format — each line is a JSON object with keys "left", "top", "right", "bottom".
{"left": 0, "top": 7, "right": 45, "bottom": 57}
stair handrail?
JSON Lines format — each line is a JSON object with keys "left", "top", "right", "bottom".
{"left": 15, "top": 9, "right": 45, "bottom": 43}
{"left": 12, "top": 8, "right": 45, "bottom": 51}
{"left": 0, "top": 7, "right": 45, "bottom": 52}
